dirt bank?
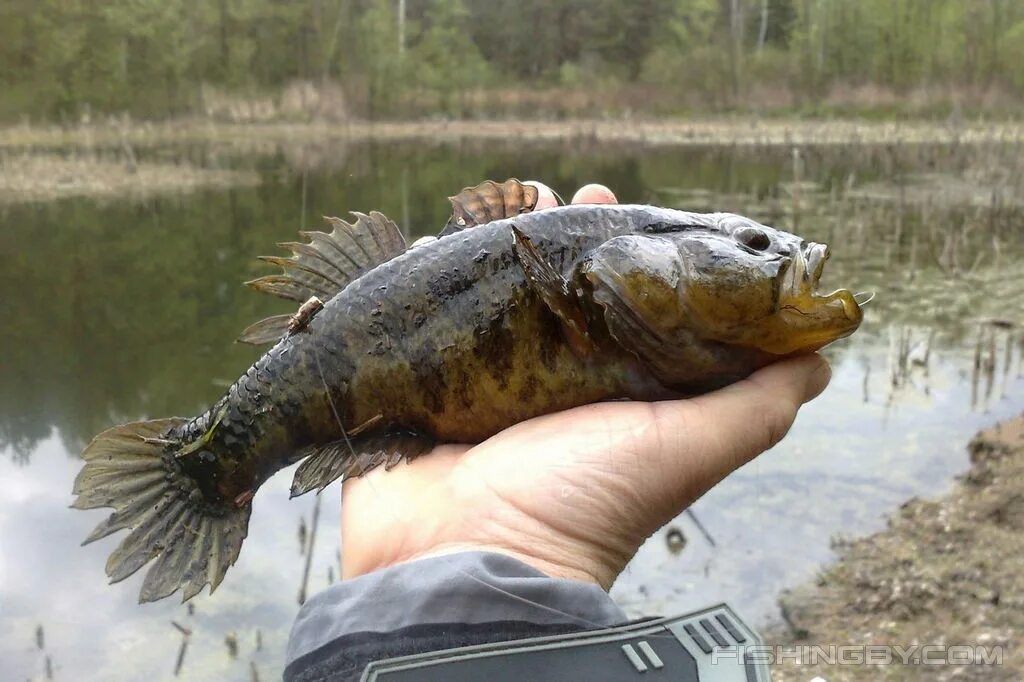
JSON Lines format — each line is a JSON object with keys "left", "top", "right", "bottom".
{"left": 769, "top": 416, "right": 1024, "bottom": 680}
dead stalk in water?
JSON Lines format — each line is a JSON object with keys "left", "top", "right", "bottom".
{"left": 298, "top": 492, "right": 322, "bottom": 605}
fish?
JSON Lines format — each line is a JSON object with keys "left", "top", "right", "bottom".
{"left": 71, "top": 178, "right": 863, "bottom": 603}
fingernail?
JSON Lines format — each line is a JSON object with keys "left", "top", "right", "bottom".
{"left": 524, "top": 181, "right": 558, "bottom": 210}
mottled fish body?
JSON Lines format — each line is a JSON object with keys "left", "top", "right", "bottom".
{"left": 73, "top": 180, "right": 862, "bottom": 603}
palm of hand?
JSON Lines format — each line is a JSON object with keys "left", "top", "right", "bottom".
{"left": 341, "top": 356, "right": 830, "bottom": 588}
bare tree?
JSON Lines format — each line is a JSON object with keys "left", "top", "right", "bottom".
{"left": 728, "top": 0, "right": 745, "bottom": 100}
{"left": 397, "top": 0, "right": 406, "bottom": 56}
{"left": 757, "top": 0, "right": 768, "bottom": 52}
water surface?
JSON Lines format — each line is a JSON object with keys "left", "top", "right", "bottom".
{"left": 2, "top": 139, "right": 1022, "bottom": 680}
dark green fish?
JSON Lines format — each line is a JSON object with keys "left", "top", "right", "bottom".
{"left": 72, "top": 179, "right": 862, "bottom": 603}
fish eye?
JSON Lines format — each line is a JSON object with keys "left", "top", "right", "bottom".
{"left": 735, "top": 226, "right": 771, "bottom": 251}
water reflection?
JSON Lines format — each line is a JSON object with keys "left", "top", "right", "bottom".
{"left": 2, "top": 139, "right": 1023, "bottom": 680}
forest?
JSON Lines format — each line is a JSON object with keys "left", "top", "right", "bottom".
{"left": 2, "top": 0, "right": 1023, "bottom": 123}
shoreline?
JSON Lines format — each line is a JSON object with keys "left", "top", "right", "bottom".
{"left": 3, "top": 117, "right": 1021, "bottom": 203}
{"left": 0, "top": 153, "right": 260, "bottom": 204}
{"left": 769, "top": 415, "right": 1024, "bottom": 680}
{"left": 2, "top": 117, "right": 1023, "bottom": 152}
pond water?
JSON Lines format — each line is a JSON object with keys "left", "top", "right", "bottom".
{"left": 2, "top": 138, "right": 1023, "bottom": 681}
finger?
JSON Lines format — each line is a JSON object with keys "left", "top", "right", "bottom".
{"left": 571, "top": 184, "right": 618, "bottom": 204}
{"left": 645, "top": 354, "right": 831, "bottom": 505}
{"left": 524, "top": 180, "right": 558, "bottom": 210}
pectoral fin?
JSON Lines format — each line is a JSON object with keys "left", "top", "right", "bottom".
{"left": 588, "top": 274, "right": 690, "bottom": 380}
{"left": 511, "top": 226, "right": 596, "bottom": 356}
{"left": 289, "top": 429, "right": 434, "bottom": 498}
{"left": 594, "top": 280, "right": 734, "bottom": 389}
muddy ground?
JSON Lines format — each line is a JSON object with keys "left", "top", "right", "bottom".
{"left": 768, "top": 415, "right": 1024, "bottom": 681}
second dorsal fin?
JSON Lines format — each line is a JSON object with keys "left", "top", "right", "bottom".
{"left": 441, "top": 178, "right": 539, "bottom": 237}
{"left": 239, "top": 211, "right": 406, "bottom": 345}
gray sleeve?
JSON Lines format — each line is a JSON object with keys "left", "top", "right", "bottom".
{"left": 286, "top": 551, "right": 627, "bottom": 665}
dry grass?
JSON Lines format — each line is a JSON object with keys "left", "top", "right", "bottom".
{"left": 819, "top": 82, "right": 1023, "bottom": 118}
{"left": 0, "top": 153, "right": 259, "bottom": 203}
{"left": 198, "top": 80, "right": 350, "bottom": 123}
{"left": 2, "top": 117, "right": 1023, "bottom": 154}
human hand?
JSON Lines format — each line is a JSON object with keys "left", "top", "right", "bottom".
{"left": 340, "top": 183, "right": 832, "bottom": 589}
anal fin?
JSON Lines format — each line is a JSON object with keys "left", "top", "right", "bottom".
{"left": 511, "top": 226, "right": 596, "bottom": 357}
{"left": 289, "top": 429, "right": 434, "bottom": 498}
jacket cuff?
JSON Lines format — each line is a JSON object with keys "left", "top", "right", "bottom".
{"left": 285, "top": 550, "right": 627, "bottom": 665}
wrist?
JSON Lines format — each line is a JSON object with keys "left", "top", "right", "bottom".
{"left": 342, "top": 535, "right": 623, "bottom": 590}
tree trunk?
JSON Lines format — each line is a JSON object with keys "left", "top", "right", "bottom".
{"left": 219, "top": 0, "right": 230, "bottom": 81}
{"left": 757, "top": 0, "right": 768, "bottom": 52}
{"left": 729, "top": 0, "right": 744, "bottom": 102}
{"left": 397, "top": 0, "right": 406, "bottom": 57}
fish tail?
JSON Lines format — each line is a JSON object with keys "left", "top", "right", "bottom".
{"left": 72, "top": 418, "right": 251, "bottom": 603}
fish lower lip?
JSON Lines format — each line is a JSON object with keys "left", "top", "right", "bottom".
{"left": 783, "top": 288, "right": 863, "bottom": 325}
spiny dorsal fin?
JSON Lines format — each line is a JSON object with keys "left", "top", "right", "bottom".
{"left": 441, "top": 178, "right": 539, "bottom": 237}
{"left": 248, "top": 210, "right": 406, "bottom": 302}
{"left": 239, "top": 211, "right": 406, "bottom": 345}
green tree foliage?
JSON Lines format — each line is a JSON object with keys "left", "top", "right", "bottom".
{"left": 1, "top": 0, "right": 1023, "bottom": 121}
{"left": 356, "top": 0, "right": 406, "bottom": 117}
{"left": 412, "top": 0, "right": 490, "bottom": 115}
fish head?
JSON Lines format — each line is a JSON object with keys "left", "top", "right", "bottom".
{"left": 581, "top": 212, "right": 862, "bottom": 358}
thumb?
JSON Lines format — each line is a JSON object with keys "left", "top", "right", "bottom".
{"left": 641, "top": 354, "right": 831, "bottom": 513}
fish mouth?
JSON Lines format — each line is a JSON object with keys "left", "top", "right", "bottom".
{"left": 770, "top": 242, "right": 863, "bottom": 353}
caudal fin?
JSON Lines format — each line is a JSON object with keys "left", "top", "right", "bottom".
{"left": 72, "top": 418, "right": 251, "bottom": 603}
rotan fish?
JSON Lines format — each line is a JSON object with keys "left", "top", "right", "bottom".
{"left": 72, "top": 179, "right": 862, "bottom": 603}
